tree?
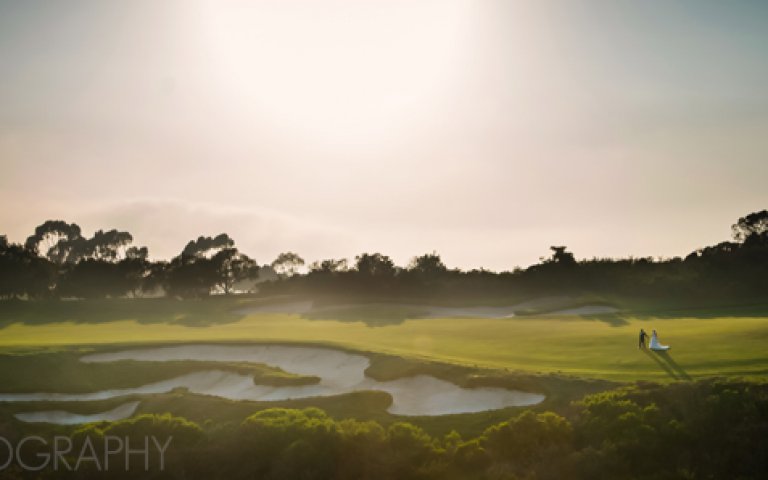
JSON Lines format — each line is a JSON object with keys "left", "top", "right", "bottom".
{"left": 25, "top": 221, "right": 144, "bottom": 264}
{"left": 309, "top": 258, "right": 349, "bottom": 274}
{"left": 354, "top": 253, "right": 396, "bottom": 277}
{"left": 408, "top": 252, "right": 447, "bottom": 277}
{"left": 732, "top": 210, "right": 768, "bottom": 243}
{"left": 24, "top": 220, "right": 83, "bottom": 264}
{"left": 164, "top": 256, "right": 218, "bottom": 298}
{"left": 165, "top": 234, "right": 257, "bottom": 297}
{"left": 118, "top": 248, "right": 153, "bottom": 297}
{"left": 57, "top": 259, "right": 131, "bottom": 299}
{"left": 0, "top": 238, "right": 55, "bottom": 298}
{"left": 79, "top": 229, "right": 134, "bottom": 261}
{"left": 547, "top": 246, "right": 576, "bottom": 265}
{"left": 182, "top": 234, "right": 234, "bottom": 257}
{"left": 271, "top": 252, "right": 305, "bottom": 277}
{"left": 125, "top": 246, "right": 149, "bottom": 261}
{"left": 211, "top": 248, "right": 259, "bottom": 294}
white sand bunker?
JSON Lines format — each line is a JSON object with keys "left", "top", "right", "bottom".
{"left": 14, "top": 402, "right": 139, "bottom": 425}
{"left": 0, "top": 345, "right": 544, "bottom": 421}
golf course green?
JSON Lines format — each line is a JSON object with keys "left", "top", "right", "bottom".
{"left": 1, "top": 297, "right": 766, "bottom": 382}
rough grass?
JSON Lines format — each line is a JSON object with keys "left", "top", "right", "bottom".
{"left": 0, "top": 353, "right": 318, "bottom": 393}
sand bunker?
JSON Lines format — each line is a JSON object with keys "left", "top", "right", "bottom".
{"left": 372, "top": 375, "right": 543, "bottom": 415}
{"left": 421, "top": 306, "right": 517, "bottom": 318}
{"left": 542, "top": 306, "right": 619, "bottom": 316}
{"left": 14, "top": 401, "right": 139, "bottom": 425}
{"left": 235, "top": 301, "right": 314, "bottom": 315}
{"left": 0, "top": 345, "right": 544, "bottom": 421}
{"left": 236, "top": 297, "right": 616, "bottom": 320}
{"left": 237, "top": 302, "right": 522, "bottom": 319}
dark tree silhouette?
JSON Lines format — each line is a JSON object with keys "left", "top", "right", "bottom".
{"left": 182, "top": 234, "right": 235, "bottom": 256}
{"left": 408, "top": 252, "right": 447, "bottom": 276}
{"left": 58, "top": 259, "right": 130, "bottom": 299}
{"left": 25, "top": 221, "right": 143, "bottom": 264}
{"left": 79, "top": 229, "right": 134, "bottom": 261}
{"left": 166, "top": 234, "right": 257, "bottom": 297}
{"left": 0, "top": 237, "right": 55, "bottom": 299}
{"left": 732, "top": 209, "right": 768, "bottom": 242}
{"left": 547, "top": 246, "right": 576, "bottom": 265}
{"left": 25, "top": 220, "right": 83, "bottom": 264}
{"left": 355, "top": 253, "right": 396, "bottom": 277}
{"left": 309, "top": 258, "right": 349, "bottom": 274}
{"left": 211, "top": 247, "right": 259, "bottom": 294}
{"left": 271, "top": 252, "right": 305, "bottom": 276}
{"left": 6, "top": 210, "right": 768, "bottom": 301}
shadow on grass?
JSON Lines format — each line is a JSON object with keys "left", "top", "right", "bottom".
{"left": 641, "top": 349, "right": 680, "bottom": 379}
{"left": 641, "top": 349, "right": 691, "bottom": 380}
{"left": 655, "top": 350, "right": 691, "bottom": 380}
{"left": 301, "top": 304, "right": 429, "bottom": 327}
{"left": 0, "top": 298, "right": 246, "bottom": 328}
{"left": 623, "top": 300, "right": 768, "bottom": 320}
{"left": 3, "top": 296, "right": 768, "bottom": 330}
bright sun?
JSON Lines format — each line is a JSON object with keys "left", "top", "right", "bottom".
{"left": 194, "top": 0, "right": 475, "bottom": 146}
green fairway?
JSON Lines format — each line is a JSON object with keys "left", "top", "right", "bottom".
{"left": 1, "top": 299, "right": 767, "bottom": 381}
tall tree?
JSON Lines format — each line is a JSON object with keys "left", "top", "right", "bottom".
{"left": 0, "top": 237, "right": 56, "bottom": 299}
{"left": 309, "top": 258, "right": 349, "bottom": 274}
{"left": 79, "top": 229, "right": 134, "bottom": 261}
{"left": 355, "top": 253, "right": 396, "bottom": 277}
{"left": 408, "top": 252, "right": 447, "bottom": 277}
{"left": 25, "top": 221, "right": 143, "bottom": 264}
{"left": 271, "top": 252, "right": 305, "bottom": 277}
{"left": 25, "top": 220, "right": 83, "bottom": 264}
{"left": 732, "top": 210, "right": 768, "bottom": 243}
{"left": 165, "top": 234, "right": 257, "bottom": 297}
{"left": 211, "top": 248, "right": 259, "bottom": 294}
{"left": 182, "top": 234, "right": 235, "bottom": 257}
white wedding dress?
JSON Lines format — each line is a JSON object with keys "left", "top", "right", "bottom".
{"left": 649, "top": 332, "right": 670, "bottom": 351}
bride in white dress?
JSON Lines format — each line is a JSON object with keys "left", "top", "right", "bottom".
{"left": 649, "top": 330, "right": 670, "bottom": 351}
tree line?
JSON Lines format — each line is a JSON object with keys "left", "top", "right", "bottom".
{"left": 1, "top": 379, "right": 765, "bottom": 479}
{"left": 1, "top": 210, "right": 767, "bottom": 301}
{"left": 0, "top": 222, "right": 259, "bottom": 299}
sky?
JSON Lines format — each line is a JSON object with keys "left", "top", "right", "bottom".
{"left": 1, "top": 0, "right": 766, "bottom": 270}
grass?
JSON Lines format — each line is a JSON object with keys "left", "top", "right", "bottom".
{"left": 0, "top": 353, "right": 318, "bottom": 393}
{"left": 1, "top": 298, "right": 767, "bottom": 381}
{"left": 0, "top": 343, "right": 609, "bottom": 437}
{"left": 1, "top": 297, "right": 765, "bottom": 436}
{"left": 0, "top": 390, "right": 528, "bottom": 438}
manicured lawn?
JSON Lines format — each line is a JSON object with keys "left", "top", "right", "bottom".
{"left": 1, "top": 298, "right": 767, "bottom": 381}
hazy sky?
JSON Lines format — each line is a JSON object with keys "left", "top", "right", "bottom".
{"left": 1, "top": 0, "right": 766, "bottom": 270}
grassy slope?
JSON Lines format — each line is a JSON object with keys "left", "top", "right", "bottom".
{"left": 0, "top": 298, "right": 767, "bottom": 381}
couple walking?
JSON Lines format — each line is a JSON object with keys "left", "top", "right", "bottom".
{"left": 639, "top": 328, "right": 670, "bottom": 351}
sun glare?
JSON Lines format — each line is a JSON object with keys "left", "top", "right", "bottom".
{"left": 193, "top": 0, "right": 475, "bottom": 146}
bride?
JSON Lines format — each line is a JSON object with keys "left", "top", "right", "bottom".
{"left": 649, "top": 330, "right": 670, "bottom": 351}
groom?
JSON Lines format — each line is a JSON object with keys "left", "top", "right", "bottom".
{"left": 638, "top": 329, "right": 648, "bottom": 349}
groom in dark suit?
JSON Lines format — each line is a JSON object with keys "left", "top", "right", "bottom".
{"left": 638, "top": 329, "right": 648, "bottom": 349}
